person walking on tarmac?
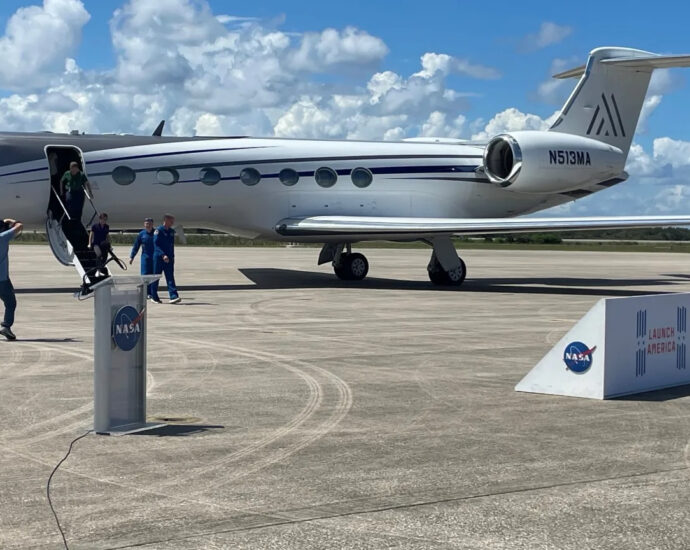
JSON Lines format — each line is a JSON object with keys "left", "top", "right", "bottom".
{"left": 60, "top": 161, "right": 93, "bottom": 222}
{"left": 0, "top": 218, "right": 23, "bottom": 341}
{"left": 129, "top": 217, "right": 156, "bottom": 298}
{"left": 149, "top": 214, "right": 181, "bottom": 304}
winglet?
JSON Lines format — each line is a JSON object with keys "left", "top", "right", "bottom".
{"left": 152, "top": 120, "right": 165, "bottom": 137}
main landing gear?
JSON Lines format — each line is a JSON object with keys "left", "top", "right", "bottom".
{"left": 317, "top": 237, "right": 466, "bottom": 286}
{"left": 426, "top": 236, "right": 467, "bottom": 286}
{"left": 319, "top": 243, "right": 370, "bottom": 281}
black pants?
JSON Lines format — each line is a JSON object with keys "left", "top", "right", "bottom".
{"left": 0, "top": 279, "right": 16, "bottom": 328}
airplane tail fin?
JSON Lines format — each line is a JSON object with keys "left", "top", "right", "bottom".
{"left": 549, "top": 47, "right": 690, "bottom": 156}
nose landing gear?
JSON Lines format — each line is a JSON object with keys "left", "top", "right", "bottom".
{"left": 319, "top": 243, "right": 370, "bottom": 281}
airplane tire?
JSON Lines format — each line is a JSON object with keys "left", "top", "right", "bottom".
{"left": 428, "top": 258, "right": 466, "bottom": 286}
{"left": 428, "top": 268, "right": 449, "bottom": 285}
{"left": 348, "top": 253, "right": 369, "bottom": 281}
{"left": 334, "top": 253, "right": 369, "bottom": 281}
{"left": 334, "top": 259, "right": 352, "bottom": 280}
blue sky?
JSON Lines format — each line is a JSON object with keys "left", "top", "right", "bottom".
{"left": 0, "top": 0, "right": 690, "bottom": 215}
{"left": 6, "top": 0, "right": 683, "bottom": 145}
{"left": 0, "top": 0, "right": 688, "bottom": 143}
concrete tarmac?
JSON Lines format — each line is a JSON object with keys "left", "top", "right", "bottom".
{"left": 1, "top": 245, "right": 690, "bottom": 549}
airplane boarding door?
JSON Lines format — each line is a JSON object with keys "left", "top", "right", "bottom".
{"left": 45, "top": 145, "right": 110, "bottom": 289}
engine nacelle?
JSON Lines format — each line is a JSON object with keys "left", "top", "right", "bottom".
{"left": 482, "top": 131, "right": 625, "bottom": 194}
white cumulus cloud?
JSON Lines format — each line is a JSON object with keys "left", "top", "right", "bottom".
{"left": 471, "top": 108, "right": 558, "bottom": 141}
{"left": 521, "top": 21, "right": 573, "bottom": 51}
{"left": 520, "top": 22, "right": 572, "bottom": 52}
{"left": 0, "top": 0, "right": 90, "bottom": 90}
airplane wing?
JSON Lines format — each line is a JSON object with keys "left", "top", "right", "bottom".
{"left": 275, "top": 215, "right": 690, "bottom": 238}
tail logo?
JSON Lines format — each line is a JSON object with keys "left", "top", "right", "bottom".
{"left": 586, "top": 93, "right": 626, "bottom": 138}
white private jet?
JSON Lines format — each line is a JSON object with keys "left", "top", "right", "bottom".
{"left": 2, "top": 46, "right": 690, "bottom": 290}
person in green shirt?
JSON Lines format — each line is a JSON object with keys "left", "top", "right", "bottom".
{"left": 60, "top": 161, "right": 93, "bottom": 221}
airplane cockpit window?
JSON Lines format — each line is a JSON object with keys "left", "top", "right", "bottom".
{"left": 351, "top": 167, "right": 373, "bottom": 188}
{"left": 315, "top": 167, "right": 337, "bottom": 187}
{"left": 112, "top": 166, "right": 136, "bottom": 185}
{"left": 200, "top": 167, "right": 221, "bottom": 185}
{"left": 156, "top": 169, "right": 179, "bottom": 185}
{"left": 279, "top": 168, "right": 299, "bottom": 186}
{"left": 240, "top": 168, "right": 261, "bottom": 186}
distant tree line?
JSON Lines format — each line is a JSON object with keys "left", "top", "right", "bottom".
{"left": 472, "top": 227, "right": 690, "bottom": 244}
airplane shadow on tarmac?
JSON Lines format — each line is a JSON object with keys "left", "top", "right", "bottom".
{"left": 174, "top": 268, "right": 686, "bottom": 298}
{"left": 14, "top": 269, "right": 689, "bottom": 298}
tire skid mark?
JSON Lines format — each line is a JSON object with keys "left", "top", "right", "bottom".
{"left": 233, "top": 294, "right": 393, "bottom": 352}
{"left": 0, "top": 343, "right": 94, "bottom": 443}
{"left": 151, "top": 337, "right": 219, "bottom": 395}
{"left": 235, "top": 294, "right": 313, "bottom": 329}
{"left": 142, "top": 344, "right": 191, "bottom": 392}
{"left": 154, "top": 341, "right": 323, "bottom": 492}
{"left": 0, "top": 342, "right": 157, "bottom": 446}
{"left": 1, "top": 444, "right": 242, "bottom": 514}
{"left": 182, "top": 342, "right": 352, "bottom": 495}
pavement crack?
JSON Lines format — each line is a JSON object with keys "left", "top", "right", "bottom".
{"left": 104, "top": 465, "right": 690, "bottom": 549}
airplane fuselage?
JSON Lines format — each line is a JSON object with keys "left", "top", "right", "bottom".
{"left": 0, "top": 132, "right": 570, "bottom": 240}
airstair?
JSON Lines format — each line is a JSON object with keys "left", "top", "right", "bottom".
{"left": 45, "top": 146, "right": 113, "bottom": 296}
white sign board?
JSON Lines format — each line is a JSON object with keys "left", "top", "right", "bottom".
{"left": 516, "top": 293, "right": 690, "bottom": 399}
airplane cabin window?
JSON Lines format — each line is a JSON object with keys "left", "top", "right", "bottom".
{"left": 351, "top": 167, "right": 373, "bottom": 188}
{"left": 156, "top": 168, "right": 179, "bottom": 185}
{"left": 240, "top": 167, "right": 261, "bottom": 186}
{"left": 315, "top": 167, "right": 337, "bottom": 187}
{"left": 112, "top": 166, "right": 136, "bottom": 185}
{"left": 279, "top": 168, "right": 299, "bottom": 186}
{"left": 200, "top": 167, "right": 221, "bottom": 185}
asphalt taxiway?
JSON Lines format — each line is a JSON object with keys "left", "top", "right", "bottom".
{"left": 1, "top": 245, "right": 690, "bottom": 549}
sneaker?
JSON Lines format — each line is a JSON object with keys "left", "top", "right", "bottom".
{"left": 0, "top": 326, "right": 16, "bottom": 341}
{"left": 150, "top": 297, "right": 162, "bottom": 304}
{"left": 169, "top": 296, "right": 182, "bottom": 304}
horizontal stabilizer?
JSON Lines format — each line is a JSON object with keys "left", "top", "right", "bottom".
{"left": 554, "top": 53, "right": 690, "bottom": 79}
{"left": 275, "top": 215, "right": 690, "bottom": 238}
{"left": 601, "top": 54, "right": 690, "bottom": 69}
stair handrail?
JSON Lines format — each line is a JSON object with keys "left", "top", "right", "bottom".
{"left": 84, "top": 187, "right": 99, "bottom": 227}
{"left": 50, "top": 186, "right": 72, "bottom": 223}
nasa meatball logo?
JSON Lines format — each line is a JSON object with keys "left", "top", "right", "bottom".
{"left": 112, "top": 306, "right": 144, "bottom": 351}
{"left": 563, "top": 341, "right": 596, "bottom": 373}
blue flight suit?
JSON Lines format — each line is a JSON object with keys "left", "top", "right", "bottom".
{"left": 130, "top": 229, "right": 155, "bottom": 297}
{"left": 150, "top": 225, "right": 179, "bottom": 301}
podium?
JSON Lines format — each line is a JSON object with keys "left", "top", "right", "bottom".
{"left": 91, "top": 276, "right": 165, "bottom": 435}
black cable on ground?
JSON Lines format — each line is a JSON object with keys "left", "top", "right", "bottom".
{"left": 46, "top": 430, "right": 92, "bottom": 550}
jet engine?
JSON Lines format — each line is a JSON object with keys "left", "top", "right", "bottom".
{"left": 482, "top": 131, "right": 625, "bottom": 193}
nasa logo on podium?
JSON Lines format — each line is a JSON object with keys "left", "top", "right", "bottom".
{"left": 563, "top": 341, "right": 596, "bottom": 374}
{"left": 112, "top": 305, "right": 144, "bottom": 351}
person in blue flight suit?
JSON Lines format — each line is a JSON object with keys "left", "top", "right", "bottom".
{"left": 149, "top": 213, "right": 181, "bottom": 304}
{"left": 129, "top": 217, "right": 156, "bottom": 298}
